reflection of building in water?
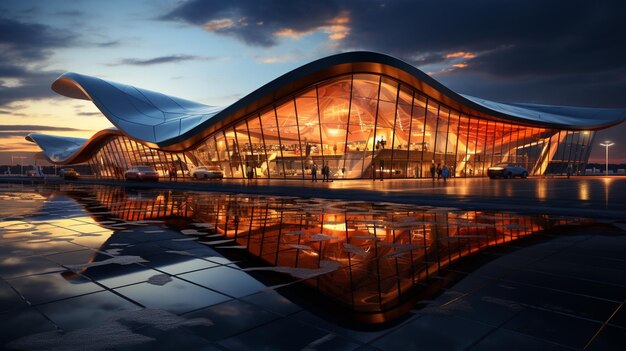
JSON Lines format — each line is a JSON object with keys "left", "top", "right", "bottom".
{"left": 83, "top": 187, "right": 588, "bottom": 322}
{"left": 27, "top": 52, "right": 625, "bottom": 179}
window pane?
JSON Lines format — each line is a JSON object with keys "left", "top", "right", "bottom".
{"left": 276, "top": 99, "right": 302, "bottom": 178}
{"left": 259, "top": 108, "right": 284, "bottom": 178}
{"left": 247, "top": 115, "right": 267, "bottom": 178}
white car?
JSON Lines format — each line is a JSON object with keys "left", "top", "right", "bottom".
{"left": 190, "top": 166, "right": 224, "bottom": 180}
{"left": 487, "top": 164, "right": 529, "bottom": 179}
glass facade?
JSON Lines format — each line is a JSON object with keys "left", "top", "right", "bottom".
{"left": 86, "top": 73, "right": 595, "bottom": 180}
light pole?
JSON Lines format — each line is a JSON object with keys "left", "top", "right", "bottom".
{"left": 599, "top": 141, "right": 614, "bottom": 176}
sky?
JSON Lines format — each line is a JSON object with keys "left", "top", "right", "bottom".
{"left": 0, "top": 0, "right": 625, "bottom": 165}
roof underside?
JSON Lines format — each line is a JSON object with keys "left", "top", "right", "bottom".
{"left": 29, "top": 51, "right": 626, "bottom": 164}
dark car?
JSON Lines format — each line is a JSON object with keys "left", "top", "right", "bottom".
{"left": 487, "top": 164, "right": 529, "bottom": 179}
{"left": 124, "top": 166, "right": 159, "bottom": 181}
{"left": 59, "top": 168, "right": 79, "bottom": 180}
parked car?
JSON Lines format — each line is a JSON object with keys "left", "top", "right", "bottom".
{"left": 189, "top": 165, "right": 224, "bottom": 180}
{"left": 59, "top": 168, "right": 79, "bottom": 180}
{"left": 124, "top": 166, "right": 159, "bottom": 181}
{"left": 487, "top": 164, "right": 529, "bottom": 179}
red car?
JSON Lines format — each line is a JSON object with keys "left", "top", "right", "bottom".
{"left": 124, "top": 166, "right": 159, "bottom": 181}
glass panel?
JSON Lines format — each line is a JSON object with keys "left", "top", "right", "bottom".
{"left": 434, "top": 106, "right": 449, "bottom": 165}
{"left": 259, "top": 108, "right": 284, "bottom": 178}
{"left": 275, "top": 99, "right": 302, "bottom": 178}
{"left": 234, "top": 121, "right": 251, "bottom": 178}
{"left": 247, "top": 115, "right": 268, "bottom": 178}
{"left": 392, "top": 91, "right": 412, "bottom": 177}
{"left": 456, "top": 116, "right": 470, "bottom": 177}
{"left": 224, "top": 127, "right": 243, "bottom": 178}
{"left": 345, "top": 74, "right": 380, "bottom": 178}
{"left": 423, "top": 100, "right": 438, "bottom": 165}
{"left": 379, "top": 76, "right": 398, "bottom": 103}
{"left": 214, "top": 131, "right": 232, "bottom": 178}
{"left": 376, "top": 98, "right": 396, "bottom": 178}
{"left": 316, "top": 76, "right": 352, "bottom": 179}
{"left": 410, "top": 94, "right": 427, "bottom": 177}
{"left": 475, "top": 120, "right": 486, "bottom": 177}
{"left": 446, "top": 111, "right": 459, "bottom": 175}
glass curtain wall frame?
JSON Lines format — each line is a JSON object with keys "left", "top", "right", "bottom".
{"left": 186, "top": 72, "right": 586, "bottom": 180}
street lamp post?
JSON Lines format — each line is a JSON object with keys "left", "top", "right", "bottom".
{"left": 599, "top": 141, "right": 614, "bottom": 176}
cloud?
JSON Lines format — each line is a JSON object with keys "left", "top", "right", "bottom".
{"left": 55, "top": 10, "right": 84, "bottom": 17}
{"left": 109, "top": 55, "right": 206, "bottom": 66}
{"left": 0, "top": 17, "right": 75, "bottom": 61}
{"left": 161, "top": 0, "right": 347, "bottom": 47}
{"left": 0, "top": 68, "right": 65, "bottom": 107}
{"left": 256, "top": 51, "right": 305, "bottom": 64}
{"left": 97, "top": 40, "right": 121, "bottom": 48}
{"left": 160, "top": 0, "right": 626, "bottom": 108}
{"left": 0, "top": 125, "right": 88, "bottom": 142}
{"left": 0, "top": 17, "right": 76, "bottom": 107}
{"left": 0, "top": 125, "right": 86, "bottom": 132}
{"left": 76, "top": 112, "right": 102, "bottom": 117}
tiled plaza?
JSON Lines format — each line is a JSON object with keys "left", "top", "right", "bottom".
{"left": 1, "top": 183, "right": 625, "bottom": 350}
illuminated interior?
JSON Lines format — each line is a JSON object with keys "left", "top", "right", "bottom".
{"left": 84, "top": 73, "right": 596, "bottom": 179}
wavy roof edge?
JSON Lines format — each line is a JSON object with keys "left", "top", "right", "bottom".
{"left": 29, "top": 51, "right": 626, "bottom": 164}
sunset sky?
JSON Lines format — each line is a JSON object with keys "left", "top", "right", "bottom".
{"left": 1, "top": 0, "right": 625, "bottom": 165}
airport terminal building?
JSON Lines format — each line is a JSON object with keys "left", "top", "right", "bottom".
{"left": 27, "top": 52, "right": 626, "bottom": 180}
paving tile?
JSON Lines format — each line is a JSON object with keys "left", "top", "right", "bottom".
{"left": 371, "top": 315, "right": 494, "bottom": 351}
{"left": 434, "top": 292, "right": 522, "bottom": 327}
{"left": 218, "top": 317, "right": 355, "bottom": 351}
{"left": 525, "top": 258, "right": 626, "bottom": 287}
{"left": 178, "top": 266, "right": 266, "bottom": 298}
{"left": 503, "top": 269, "right": 626, "bottom": 302}
{"left": 38, "top": 290, "right": 142, "bottom": 331}
{"left": 476, "top": 280, "right": 619, "bottom": 322}
{"left": 0, "top": 308, "right": 58, "bottom": 345}
{"left": 241, "top": 290, "right": 303, "bottom": 316}
{"left": 0, "top": 279, "right": 28, "bottom": 313}
{"left": 607, "top": 305, "right": 626, "bottom": 328}
{"left": 469, "top": 327, "right": 572, "bottom": 350}
{"left": 44, "top": 249, "right": 102, "bottom": 266}
{"left": 82, "top": 264, "right": 163, "bottom": 289}
{"left": 0, "top": 255, "right": 65, "bottom": 279}
{"left": 586, "top": 325, "right": 626, "bottom": 351}
{"left": 114, "top": 278, "right": 231, "bottom": 314}
{"left": 152, "top": 256, "right": 218, "bottom": 275}
{"left": 502, "top": 308, "right": 601, "bottom": 349}
{"left": 290, "top": 310, "right": 388, "bottom": 344}
{"left": 7, "top": 271, "right": 103, "bottom": 305}
{"left": 116, "top": 327, "right": 217, "bottom": 351}
{"left": 183, "top": 299, "right": 281, "bottom": 341}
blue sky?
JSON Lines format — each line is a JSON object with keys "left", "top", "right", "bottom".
{"left": 1, "top": 0, "right": 625, "bottom": 163}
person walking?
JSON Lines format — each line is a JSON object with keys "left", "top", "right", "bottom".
{"left": 436, "top": 163, "right": 442, "bottom": 181}
{"left": 311, "top": 163, "right": 318, "bottom": 182}
{"left": 168, "top": 163, "right": 177, "bottom": 181}
{"left": 430, "top": 163, "right": 436, "bottom": 180}
{"left": 322, "top": 163, "right": 330, "bottom": 182}
{"left": 441, "top": 164, "right": 450, "bottom": 183}
{"left": 246, "top": 164, "right": 253, "bottom": 180}
{"left": 566, "top": 163, "right": 573, "bottom": 179}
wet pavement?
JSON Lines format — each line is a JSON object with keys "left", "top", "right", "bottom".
{"left": 4, "top": 175, "right": 624, "bottom": 219}
{"left": 1, "top": 183, "right": 626, "bottom": 350}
